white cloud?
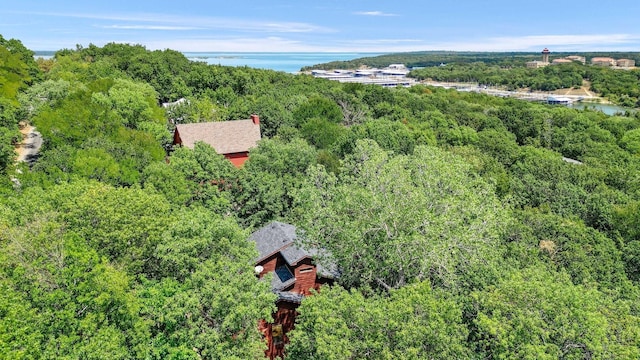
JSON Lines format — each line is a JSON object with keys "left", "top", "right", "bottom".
{"left": 125, "top": 33, "right": 640, "bottom": 53}
{"left": 354, "top": 11, "right": 398, "bottom": 17}
{"left": 425, "top": 34, "right": 640, "bottom": 51}
{"left": 99, "top": 25, "right": 202, "bottom": 31}
{"left": 345, "top": 39, "right": 423, "bottom": 44}
{"left": 259, "top": 22, "right": 333, "bottom": 33}
{"left": 15, "top": 11, "right": 333, "bottom": 34}
{"left": 142, "top": 37, "right": 318, "bottom": 52}
{"left": 489, "top": 34, "right": 637, "bottom": 50}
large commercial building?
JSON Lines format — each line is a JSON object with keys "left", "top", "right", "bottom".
{"left": 591, "top": 57, "right": 617, "bottom": 66}
{"left": 616, "top": 59, "right": 636, "bottom": 68}
{"left": 552, "top": 58, "right": 573, "bottom": 65}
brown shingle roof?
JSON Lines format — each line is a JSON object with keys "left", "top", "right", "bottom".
{"left": 174, "top": 119, "right": 261, "bottom": 154}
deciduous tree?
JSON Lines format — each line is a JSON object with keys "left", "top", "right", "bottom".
{"left": 295, "top": 140, "right": 508, "bottom": 292}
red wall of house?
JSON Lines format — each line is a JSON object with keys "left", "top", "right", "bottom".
{"left": 259, "top": 301, "right": 298, "bottom": 360}
{"left": 292, "top": 259, "right": 319, "bottom": 295}
{"left": 258, "top": 255, "right": 279, "bottom": 277}
{"left": 257, "top": 255, "right": 332, "bottom": 358}
{"left": 224, "top": 152, "right": 249, "bottom": 168}
{"left": 258, "top": 256, "right": 324, "bottom": 295}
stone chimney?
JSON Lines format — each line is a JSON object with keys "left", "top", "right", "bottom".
{"left": 251, "top": 114, "right": 260, "bottom": 125}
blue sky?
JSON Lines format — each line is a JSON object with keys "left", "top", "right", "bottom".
{"left": 2, "top": 0, "right": 639, "bottom": 53}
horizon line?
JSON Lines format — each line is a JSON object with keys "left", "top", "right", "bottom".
{"left": 32, "top": 49, "right": 640, "bottom": 54}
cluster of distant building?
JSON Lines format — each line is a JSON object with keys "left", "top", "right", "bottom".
{"left": 590, "top": 57, "right": 635, "bottom": 67}
{"left": 309, "top": 49, "right": 636, "bottom": 88}
{"left": 526, "top": 48, "right": 635, "bottom": 69}
{"left": 309, "top": 64, "right": 417, "bottom": 87}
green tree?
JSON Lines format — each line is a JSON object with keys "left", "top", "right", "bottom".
{"left": 33, "top": 85, "right": 121, "bottom": 148}
{"left": 335, "top": 119, "right": 418, "bottom": 156}
{"left": 0, "top": 216, "right": 150, "bottom": 359}
{"left": 301, "top": 116, "right": 346, "bottom": 149}
{"left": 0, "top": 43, "right": 31, "bottom": 101}
{"left": 620, "top": 128, "right": 640, "bottom": 155}
{"left": 17, "top": 79, "right": 73, "bottom": 119}
{"left": 141, "top": 208, "right": 276, "bottom": 359}
{"left": 288, "top": 282, "right": 470, "bottom": 359}
{"left": 0, "top": 98, "right": 20, "bottom": 173}
{"left": 0, "top": 35, "right": 40, "bottom": 82}
{"left": 169, "top": 142, "right": 238, "bottom": 214}
{"left": 295, "top": 140, "right": 507, "bottom": 292}
{"left": 235, "top": 137, "right": 317, "bottom": 227}
{"left": 142, "top": 161, "right": 193, "bottom": 206}
{"left": 509, "top": 146, "right": 592, "bottom": 219}
{"left": 91, "top": 78, "right": 164, "bottom": 129}
{"left": 0, "top": 279, "right": 42, "bottom": 359}
{"left": 472, "top": 267, "right": 640, "bottom": 359}
{"left": 61, "top": 183, "right": 171, "bottom": 276}
{"left": 517, "top": 209, "right": 627, "bottom": 289}
{"left": 293, "top": 95, "right": 343, "bottom": 125}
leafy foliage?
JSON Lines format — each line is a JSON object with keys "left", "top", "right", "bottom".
{"left": 235, "top": 137, "right": 317, "bottom": 227}
{"left": 2, "top": 39, "right": 640, "bottom": 359}
{"left": 472, "top": 268, "right": 640, "bottom": 359}
{"left": 288, "top": 282, "right": 470, "bottom": 359}
{"left": 295, "top": 140, "right": 507, "bottom": 292}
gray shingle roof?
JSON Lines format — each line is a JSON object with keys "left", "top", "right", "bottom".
{"left": 280, "top": 244, "right": 311, "bottom": 266}
{"left": 250, "top": 221, "right": 338, "bottom": 279}
{"left": 174, "top": 119, "right": 261, "bottom": 154}
{"left": 315, "top": 259, "right": 339, "bottom": 280}
{"left": 275, "top": 291, "right": 304, "bottom": 304}
{"left": 250, "top": 221, "right": 310, "bottom": 265}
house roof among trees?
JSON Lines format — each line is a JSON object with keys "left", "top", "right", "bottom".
{"left": 250, "top": 221, "right": 338, "bottom": 278}
{"left": 251, "top": 222, "right": 308, "bottom": 265}
{"left": 275, "top": 292, "right": 304, "bottom": 304}
{"left": 174, "top": 118, "right": 261, "bottom": 154}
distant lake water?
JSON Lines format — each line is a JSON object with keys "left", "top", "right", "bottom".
{"left": 182, "top": 52, "right": 381, "bottom": 73}
{"left": 569, "top": 102, "right": 637, "bottom": 116}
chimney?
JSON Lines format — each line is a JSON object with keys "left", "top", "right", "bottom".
{"left": 251, "top": 114, "right": 260, "bottom": 125}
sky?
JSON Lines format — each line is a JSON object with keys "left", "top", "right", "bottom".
{"left": 1, "top": 0, "right": 639, "bottom": 53}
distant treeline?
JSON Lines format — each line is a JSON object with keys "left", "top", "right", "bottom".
{"left": 302, "top": 51, "right": 640, "bottom": 70}
{"left": 304, "top": 51, "right": 640, "bottom": 107}
{"left": 408, "top": 62, "right": 640, "bottom": 106}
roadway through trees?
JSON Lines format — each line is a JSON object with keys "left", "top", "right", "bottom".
{"left": 15, "top": 124, "right": 42, "bottom": 165}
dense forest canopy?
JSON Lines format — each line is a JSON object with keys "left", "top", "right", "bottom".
{"left": 1, "top": 36, "right": 640, "bottom": 359}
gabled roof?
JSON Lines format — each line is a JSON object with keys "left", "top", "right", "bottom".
{"left": 250, "top": 221, "right": 338, "bottom": 278}
{"left": 174, "top": 119, "right": 261, "bottom": 154}
{"left": 250, "top": 222, "right": 309, "bottom": 266}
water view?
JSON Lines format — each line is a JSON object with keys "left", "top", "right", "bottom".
{"left": 570, "top": 102, "right": 637, "bottom": 116}
{"left": 181, "top": 52, "right": 381, "bottom": 73}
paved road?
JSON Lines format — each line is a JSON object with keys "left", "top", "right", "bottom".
{"left": 16, "top": 127, "right": 43, "bottom": 165}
